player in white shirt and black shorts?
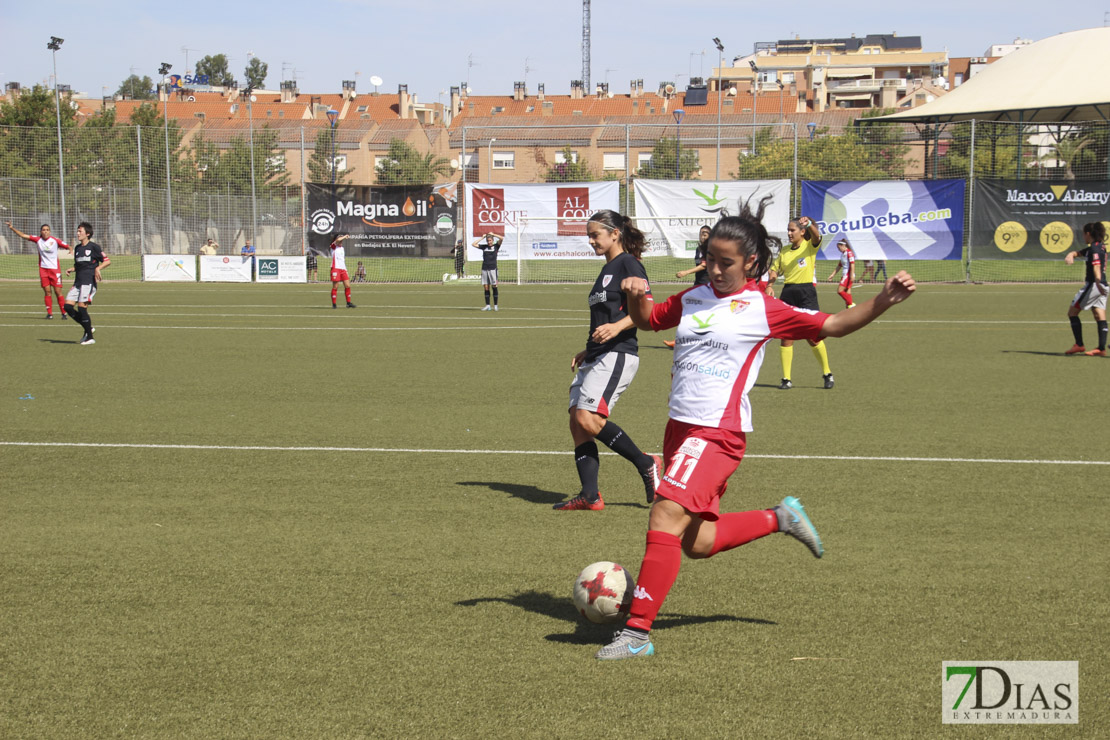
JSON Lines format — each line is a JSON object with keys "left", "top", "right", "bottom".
{"left": 592, "top": 197, "right": 917, "bottom": 660}
{"left": 329, "top": 234, "right": 356, "bottom": 308}
{"left": 6, "top": 221, "right": 72, "bottom": 319}
{"left": 554, "top": 210, "right": 663, "bottom": 512}
{"left": 472, "top": 233, "right": 502, "bottom": 311}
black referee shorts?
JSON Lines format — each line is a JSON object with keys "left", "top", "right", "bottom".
{"left": 780, "top": 283, "right": 820, "bottom": 311}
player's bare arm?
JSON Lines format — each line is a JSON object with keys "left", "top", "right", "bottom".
{"left": 799, "top": 215, "right": 821, "bottom": 248}
{"left": 619, "top": 277, "right": 653, "bottom": 331}
{"left": 570, "top": 349, "right": 587, "bottom": 371}
{"left": 820, "top": 271, "right": 915, "bottom": 339}
{"left": 6, "top": 221, "right": 32, "bottom": 241}
{"left": 591, "top": 316, "right": 634, "bottom": 344}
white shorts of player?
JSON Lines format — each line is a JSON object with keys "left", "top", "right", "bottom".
{"left": 66, "top": 284, "right": 96, "bottom": 304}
{"left": 568, "top": 351, "right": 640, "bottom": 415}
{"left": 481, "top": 269, "right": 498, "bottom": 286}
{"left": 1072, "top": 283, "right": 1108, "bottom": 311}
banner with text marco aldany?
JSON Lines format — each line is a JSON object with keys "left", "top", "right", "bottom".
{"left": 464, "top": 181, "right": 619, "bottom": 260}
{"left": 972, "top": 180, "right": 1110, "bottom": 259}
{"left": 142, "top": 254, "right": 197, "bottom": 282}
{"left": 802, "top": 180, "right": 965, "bottom": 260}
{"left": 633, "top": 179, "right": 791, "bottom": 257}
{"left": 306, "top": 183, "right": 458, "bottom": 258}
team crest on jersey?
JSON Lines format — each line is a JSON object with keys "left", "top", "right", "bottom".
{"left": 729, "top": 299, "right": 750, "bottom": 313}
{"left": 797, "top": 258, "right": 807, "bottom": 267}
{"left": 678, "top": 437, "right": 707, "bottom": 459}
{"left": 602, "top": 275, "right": 613, "bottom": 288}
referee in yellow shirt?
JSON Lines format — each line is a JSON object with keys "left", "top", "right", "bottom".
{"left": 766, "top": 215, "right": 835, "bottom": 389}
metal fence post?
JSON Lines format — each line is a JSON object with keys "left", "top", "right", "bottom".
{"left": 625, "top": 124, "right": 631, "bottom": 214}
{"left": 301, "top": 127, "right": 307, "bottom": 256}
{"left": 966, "top": 119, "right": 976, "bottom": 283}
{"left": 137, "top": 126, "right": 145, "bottom": 255}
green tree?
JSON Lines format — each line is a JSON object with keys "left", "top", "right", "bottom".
{"left": 115, "top": 74, "right": 156, "bottom": 100}
{"left": 375, "top": 138, "right": 452, "bottom": 185}
{"left": 0, "top": 83, "right": 77, "bottom": 128}
{"left": 735, "top": 125, "right": 905, "bottom": 181}
{"left": 636, "top": 136, "right": 700, "bottom": 180}
{"left": 193, "top": 129, "right": 290, "bottom": 195}
{"left": 543, "top": 146, "right": 597, "bottom": 182}
{"left": 308, "top": 128, "right": 354, "bottom": 184}
{"left": 244, "top": 58, "right": 268, "bottom": 90}
{"left": 195, "top": 54, "right": 235, "bottom": 87}
{"left": 0, "top": 84, "right": 79, "bottom": 181}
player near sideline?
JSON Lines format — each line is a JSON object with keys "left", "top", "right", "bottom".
{"left": 1063, "top": 221, "right": 1108, "bottom": 356}
{"left": 766, "top": 214, "right": 835, "bottom": 389}
{"left": 826, "top": 237, "right": 857, "bottom": 309}
{"left": 6, "top": 221, "right": 72, "bottom": 319}
{"left": 472, "top": 233, "right": 502, "bottom": 311}
{"left": 554, "top": 210, "right": 662, "bottom": 511}
{"left": 329, "top": 234, "right": 356, "bottom": 308}
{"left": 63, "top": 222, "right": 109, "bottom": 345}
{"left": 593, "top": 199, "right": 916, "bottom": 660}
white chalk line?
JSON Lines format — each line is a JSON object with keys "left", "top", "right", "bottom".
{"left": 1, "top": 441, "right": 1106, "bottom": 466}
{"left": 0, "top": 323, "right": 581, "bottom": 332}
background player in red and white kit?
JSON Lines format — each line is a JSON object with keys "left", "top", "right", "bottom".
{"left": 329, "top": 234, "right": 356, "bottom": 309}
{"left": 6, "top": 221, "right": 71, "bottom": 319}
{"left": 827, "top": 237, "right": 857, "bottom": 308}
{"left": 593, "top": 199, "right": 916, "bottom": 660}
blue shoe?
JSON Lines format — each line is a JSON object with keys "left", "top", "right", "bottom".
{"left": 595, "top": 629, "right": 655, "bottom": 660}
{"left": 775, "top": 496, "right": 824, "bottom": 558}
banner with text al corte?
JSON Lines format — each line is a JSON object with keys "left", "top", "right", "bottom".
{"left": 633, "top": 179, "right": 792, "bottom": 257}
{"left": 972, "top": 180, "right": 1110, "bottom": 259}
{"left": 306, "top": 182, "right": 458, "bottom": 258}
{"left": 801, "top": 180, "right": 966, "bottom": 260}
{"left": 464, "top": 182, "right": 619, "bottom": 260}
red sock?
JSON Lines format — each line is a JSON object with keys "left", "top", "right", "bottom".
{"left": 838, "top": 289, "right": 852, "bottom": 307}
{"left": 44, "top": 294, "right": 53, "bottom": 314}
{"left": 344, "top": 287, "right": 351, "bottom": 303}
{"left": 331, "top": 288, "right": 338, "bottom": 304}
{"left": 625, "top": 530, "right": 682, "bottom": 632}
{"left": 708, "top": 509, "right": 777, "bottom": 557}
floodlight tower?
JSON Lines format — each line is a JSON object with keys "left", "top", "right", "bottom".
{"left": 582, "top": 0, "right": 590, "bottom": 93}
{"left": 47, "top": 36, "right": 67, "bottom": 242}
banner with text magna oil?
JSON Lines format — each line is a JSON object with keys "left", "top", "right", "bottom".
{"left": 306, "top": 183, "right": 458, "bottom": 258}
{"left": 972, "top": 180, "right": 1110, "bottom": 258}
{"left": 802, "top": 180, "right": 966, "bottom": 260}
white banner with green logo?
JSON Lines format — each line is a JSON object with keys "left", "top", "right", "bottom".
{"left": 256, "top": 256, "right": 307, "bottom": 283}
{"left": 632, "top": 179, "right": 791, "bottom": 257}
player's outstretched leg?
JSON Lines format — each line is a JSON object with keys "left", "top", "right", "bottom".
{"left": 774, "top": 496, "right": 824, "bottom": 558}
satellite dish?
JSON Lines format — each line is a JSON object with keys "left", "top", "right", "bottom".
{"left": 187, "top": 95, "right": 196, "bottom": 102}
{"left": 664, "top": 84, "right": 676, "bottom": 95}
{"left": 607, "top": 91, "right": 613, "bottom": 98}
{"left": 369, "top": 75, "right": 383, "bottom": 86}
{"left": 729, "top": 86, "right": 738, "bottom": 96}
{"left": 450, "top": 158, "right": 459, "bottom": 170}
{"left": 250, "top": 94, "right": 257, "bottom": 102}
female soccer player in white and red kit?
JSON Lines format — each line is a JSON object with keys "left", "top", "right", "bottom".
{"left": 594, "top": 198, "right": 916, "bottom": 660}
{"left": 329, "top": 234, "right": 356, "bottom": 308}
{"left": 6, "top": 221, "right": 71, "bottom": 319}
{"left": 827, "top": 237, "right": 857, "bottom": 308}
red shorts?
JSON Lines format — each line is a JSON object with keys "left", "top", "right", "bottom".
{"left": 656, "top": 419, "right": 747, "bottom": 520}
{"left": 838, "top": 276, "right": 853, "bottom": 291}
{"left": 331, "top": 268, "right": 349, "bottom": 283}
{"left": 40, "top": 267, "right": 62, "bottom": 288}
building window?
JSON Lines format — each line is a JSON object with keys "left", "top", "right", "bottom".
{"left": 638, "top": 152, "right": 653, "bottom": 167}
{"left": 782, "top": 72, "right": 795, "bottom": 84}
{"left": 463, "top": 152, "right": 477, "bottom": 169}
{"left": 603, "top": 152, "right": 626, "bottom": 170}
{"left": 265, "top": 154, "right": 286, "bottom": 174}
{"left": 331, "top": 155, "right": 347, "bottom": 173}
{"left": 492, "top": 151, "right": 514, "bottom": 169}
{"left": 554, "top": 150, "right": 579, "bottom": 164}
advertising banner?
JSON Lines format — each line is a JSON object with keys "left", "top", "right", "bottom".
{"left": 256, "top": 256, "right": 307, "bottom": 283}
{"left": 633, "top": 179, "right": 792, "bottom": 257}
{"left": 199, "top": 255, "right": 253, "bottom": 282}
{"left": 142, "top": 254, "right": 197, "bottom": 282}
{"left": 972, "top": 180, "right": 1110, "bottom": 259}
{"left": 306, "top": 183, "right": 458, "bottom": 258}
{"left": 463, "top": 181, "right": 619, "bottom": 259}
{"left": 801, "top": 180, "right": 966, "bottom": 260}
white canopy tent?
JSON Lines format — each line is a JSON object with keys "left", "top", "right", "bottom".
{"left": 872, "top": 27, "right": 1110, "bottom": 124}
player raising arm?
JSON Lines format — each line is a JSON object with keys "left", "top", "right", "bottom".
{"left": 593, "top": 198, "right": 914, "bottom": 661}
{"left": 7, "top": 221, "right": 72, "bottom": 319}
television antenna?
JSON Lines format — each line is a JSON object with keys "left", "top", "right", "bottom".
{"left": 181, "top": 46, "right": 198, "bottom": 75}
{"left": 467, "top": 53, "right": 477, "bottom": 89}
{"left": 369, "top": 75, "right": 383, "bottom": 93}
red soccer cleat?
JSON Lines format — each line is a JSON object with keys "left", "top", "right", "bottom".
{"left": 553, "top": 493, "right": 604, "bottom": 511}
{"left": 663, "top": 340, "right": 675, "bottom": 348}
{"left": 1064, "top": 344, "right": 1086, "bottom": 355}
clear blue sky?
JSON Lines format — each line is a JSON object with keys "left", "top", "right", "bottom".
{"left": 2, "top": 1, "right": 1103, "bottom": 104}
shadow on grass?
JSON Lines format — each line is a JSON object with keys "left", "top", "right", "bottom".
{"left": 1002, "top": 350, "right": 1095, "bottom": 358}
{"left": 457, "top": 589, "right": 776, "bottom": 645}
{"left": 38, "top": 338, "right": 81, "bottom": 344}
{"left": 457, "top": 481, "right": 650, "bottom": 509}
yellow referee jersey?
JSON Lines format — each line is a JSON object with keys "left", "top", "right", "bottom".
{"left": 772, "top": 238, "right": 820, "bottom": 285}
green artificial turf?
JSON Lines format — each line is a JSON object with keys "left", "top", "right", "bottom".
{"left": 1, "top": 280, "right": 1106, "bottom": 738}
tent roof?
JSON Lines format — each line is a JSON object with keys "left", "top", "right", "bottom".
{"left": 870, "top": 27, "right": 1110, "bottom": 124}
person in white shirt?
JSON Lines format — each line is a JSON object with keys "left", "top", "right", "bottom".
{"left": 329, "top": 234, "right": 356, "bottom": 308}
{"left": 7, "top": 221, "right": 72, "bottom": 319}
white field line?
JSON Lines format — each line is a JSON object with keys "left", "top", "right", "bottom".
{"left": 0, "top": 303, "right": 584, "bottom": 314}
{"left": 0, "top": 323, "right": 581, "bottom": 332}
{"left": 0, "top": 310, "right": 582, "bottom": 322}
{"left": 1, "top": 441, "right": 1107, "bottom": 466}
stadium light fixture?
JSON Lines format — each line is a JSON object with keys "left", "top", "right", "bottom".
{"left": 159, "top": 63, "right": 173, "bottom": 248}
{"left": 48, "top": 36, "right": 67, "bottom": 241}
{"left": 749, "top": 60, "right": 758, "bottom": 155}
{"left": 713, "top": 38, "right": 724, "bottom": 178}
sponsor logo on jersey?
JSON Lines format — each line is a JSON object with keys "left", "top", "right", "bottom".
{"left": 588, "top": 290, "right": 607, "bottom": 306}
{"left": 684, "top": 297, "right": 703, "bottom": 305}
{"left": 690, "top": 312, "right": 716, "bottom": 334}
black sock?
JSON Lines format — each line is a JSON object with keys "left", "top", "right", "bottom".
{"left": 492, "top": 287, "right": 498, "bottom": 306}
{"left": 484, "top": 288, "right": 490, "bottom": 306}
{"left": 1070, "top": 315, "right": 1084, "bottom": 345}
{"left": 77, "top": 306, "right": 93, "bottom": 335}
{"left": 64, "top": 303, "right": 79, "bottom": 320}
{"left": 574, "top": 441, "right": 600, "bottom": 499}
{"left": 595, "top": 421, "right": 650, "bottom": 470}
{"left": 1098, "top": 320, "right": 1108, "bottom": 351}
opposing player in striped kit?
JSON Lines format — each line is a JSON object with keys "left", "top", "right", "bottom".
{"left": 6, "top": 221, "right": 72, "bottom": 319}
{"left": 595, "top": 199, "right": 916, "bottom": 660}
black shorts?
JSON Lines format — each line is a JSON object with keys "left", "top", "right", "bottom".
{"left": 780, "top": 283, "right": 820, "bottom": 311}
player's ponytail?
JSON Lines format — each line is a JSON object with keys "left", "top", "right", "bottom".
{"left": 709, "top": 195, "right": 780, "bottom": 279}
{"left": 588, "top": 210, "right": 647, "bottom": 259}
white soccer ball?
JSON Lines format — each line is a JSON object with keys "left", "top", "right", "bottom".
{"left": 572, "top": 561, "right": 635, "bottom": 624}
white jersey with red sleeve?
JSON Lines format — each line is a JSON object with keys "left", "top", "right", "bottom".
{"left": 649, "top": 280, "right": 830, "bottom": 432}
{"left": 330, "top": 241, "right": 347, "bottom": 271}
{"left": 31, "top": 236, "right": 69, "bottom": 270}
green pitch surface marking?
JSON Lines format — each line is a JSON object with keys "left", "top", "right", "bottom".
{"left": 1, "top": 282, "right": 1107, "bottom": 738}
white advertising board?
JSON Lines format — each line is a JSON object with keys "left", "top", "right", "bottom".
{"left": 256, "top": 256, "right": 307, "bottom": 283}
{"left": 142, "top": 254, "right": 198, "bottom": 282}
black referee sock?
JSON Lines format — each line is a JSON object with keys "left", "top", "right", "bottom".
{"left": 492, "top": 287, "right": 498, "bottom": 306}
{"left": 1070, "top": 316, "right": 1084, "bottom": 345}
{"left": 574, "top": 441, "right": 601, "bottom": 499}
{"left": 1098, "top": 320, "right": 1108, "bottom": 351}
{"left": 595, "top": 421, "right": 650, "bottom": 470}
{"left": 484, "top": 288, "right": 491, "bottom": 306}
